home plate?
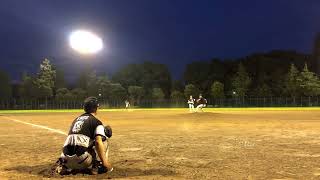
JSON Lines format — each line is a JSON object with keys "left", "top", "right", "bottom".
{"left": 119, "top": 147, "right": 143, "bottom": 152}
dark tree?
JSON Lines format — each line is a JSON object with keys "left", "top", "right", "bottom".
{"left": 19, "top": 73, "right": 38, "bottom": 100}
{"left": 112, "top": 64, "right": 142, "bottom": 89}
{"left": 54, "top": 66, "right": 66, "bottom": 90}
{"left": 128, "top": 86, "right": 144, "bottom": 105}
{"left": 284, "top": 64, "right": 300, "bottom": 97}
{"left": 0, "top": 70, "right": 12, "bottom": 100}
{"left": 170, "top": 90, "right": 184, "bottom": 100}
{"left": 184, "top": 59, "right": 227, "bottom": 96}
{"left": 171, "top": 80, "right": 184, "bottom": 92}
{"left": 96, "top": 74, "right": 111, "bottom": 99}
{"left": 184, "top": 84, "right": 200, "bottom": 98}
{"left": 231, "top": 63, "right": 251, "bottom": 97}
{"left": 297, "top": 63, "right": 320, "bottom": 96}
{"left": 56, "top": 88, "right": 72, "bottom": 101}
{"left": 211, "top": 81, "right": 225, "bottom": 98}
{"left": 109, "top": 83, "right": 127, "bottom": 100}
{"left": 312, "top": 32, "right": 320, "bottom": 75}
{"left": 71, "top": 88, "right": 87, "bottom": 100}
{"left": 76, "top": 67, "right": 92, "bottom": 90}
{"left": 34, "top": 58, "right": 56, "bottom": 98}
{"left": 152, "top": 88, "right": 165, "bottom": 100}
{"left": 113, "top": 61, "right": 172, "bottom": 98}
{"left": 253, "top": 84, "right": 272, "bottom": 97}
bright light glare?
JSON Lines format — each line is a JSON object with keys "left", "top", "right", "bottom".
{"left": 69, "top": 30, "right": 103, "bottom": 54}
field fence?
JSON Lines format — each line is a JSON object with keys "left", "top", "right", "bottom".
{"left": 0, "top": 97, "right": 319, "bottom": 110}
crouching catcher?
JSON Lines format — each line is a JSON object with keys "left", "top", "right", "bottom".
{"left": 53, "top": 97, "right": 113, "bottom": 175}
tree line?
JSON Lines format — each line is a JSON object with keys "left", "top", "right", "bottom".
{"left": 1, "top": 49, "right": 320, "bottom": 105}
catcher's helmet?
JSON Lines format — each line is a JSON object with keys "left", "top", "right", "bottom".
{"left": 83, "top": 97, "right": 99, "bottom": 113}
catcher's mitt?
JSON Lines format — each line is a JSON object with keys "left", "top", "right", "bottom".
{"left": 104, "top": 125, "right": 112, "bottom": 138}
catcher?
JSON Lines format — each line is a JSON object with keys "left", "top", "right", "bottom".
{"left": 53, "top": 97, "right": 113, "bottom": 175}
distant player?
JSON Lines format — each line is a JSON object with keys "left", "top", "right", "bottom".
{"left": 125, "top": 100, "right": 130, "bottom": 110}
{"left": 53, "top": 97, "right": 113, "bottom": 175}
{"left": 187, "top": 95, "right": 195, "bottom": 112}
{"left": 196, "top": 94, "right": 207, "bottom": 112}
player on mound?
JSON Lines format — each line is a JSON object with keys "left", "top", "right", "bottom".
{"left": 187, "top": 95, "right": 195, "bottom": 112}
{"left": 53, "top": 97, "right": 113, "bottom": 175}
{"left": 196, "top": 94, "right": 207, "bottom": 112}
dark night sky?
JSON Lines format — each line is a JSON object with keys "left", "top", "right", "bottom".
{"left": 1, "top": 0, "right": 320, "bottom": 81}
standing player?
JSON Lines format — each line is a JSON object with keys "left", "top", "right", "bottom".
{"left": 54, "top": 97, "right": 113, "bottom": 175}
{"left": 187, "top": 95, "right": 195, "bottom": 112}
{"left": 196, "top": 94, "right": 207, "bottom": 112}
{"left": 125, "top": 99, "right": 130, "bottom": 110}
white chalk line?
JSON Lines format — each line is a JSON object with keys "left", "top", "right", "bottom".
{"left": 1, "top": 116, "right": 67, "bottom": 135}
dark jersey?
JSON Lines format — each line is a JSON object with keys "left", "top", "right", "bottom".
{"left": 63, "top": 113, "right": 106, "bottom": 156}
{"left": 197, "top": 97, "right": 207, "bottom": 105}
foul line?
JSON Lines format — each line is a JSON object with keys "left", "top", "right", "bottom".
{"left": 2, "top": 116, "right": 67, "bottom": 135}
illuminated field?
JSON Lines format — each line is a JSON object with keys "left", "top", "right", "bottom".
{"left": 1, "top": 108, "right": 320, "bottom": 179}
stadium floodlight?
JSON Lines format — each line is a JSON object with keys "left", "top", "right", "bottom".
{"left": 69, "top": 30, "right": 103, "bottom": 54}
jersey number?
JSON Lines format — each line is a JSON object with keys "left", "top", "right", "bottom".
{"left": 72, "top": 121, "right": 84, "bottom": 133}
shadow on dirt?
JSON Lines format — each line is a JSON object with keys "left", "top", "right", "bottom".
{"left": 5, "top": 163, "right": 176, "bottom": 179}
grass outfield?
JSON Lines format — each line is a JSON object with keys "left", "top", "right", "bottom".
{"left": 1, "top": 107, "right": 320, "bottom": 114}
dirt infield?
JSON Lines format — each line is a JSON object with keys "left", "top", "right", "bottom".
{"left": 1, "top": 109, "right": 320, "bottom": 179}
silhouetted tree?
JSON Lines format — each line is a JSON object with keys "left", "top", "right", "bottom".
{"left": 113, "top": 62, "right": 171, "bottom": 97}
{"left": 253, "top": 84, "right": 272, "bottom": 97}
{"left": 284, "top": 64, "right": 300, "bottom": 97}
{"left": 171, "top": 80, "right": 184, "bottom": 92}
{"left": 71, "top": 88, "right": 87, "bottom": 100}
{"left": 184, "top": 59, "right": 226, "bottom": 96}
{"left": 19, "top": 73, "right": 38, "bottom": 99}
{"left": 128, "top": 86, "right": 144, "bottom": 105}
{"left": 96, "top": 75, "right": 111, "bottom": 99}
{"left": 297, "top": 63, "right": 320, "bottom": 96}
{"left": 211, "top": 81, "right": 224, "bottom": 98}
{"left": 56, "top": 88, "right": 73, "bottom": 101}
{"left": 109, "top": 83, "right": 126, "bottom": 100}
{"left": 54, "top": 66, "right": 66, "bottom": 90}
{"left": 34, "top": 58, "right": 56, "bottom": 98}
{"left": 231, "top": 63, "right": 251, "bottom": 97}
{"left": 312, "top": 32, "right": 320, "bottom": 74}
{"left": 152, "top": 88, "right": 165, "bottom": 100}
{"left": 184, "top": 84, "right": 200, "bottom": 98}
{"left": 170, "top": 90, "right": 184, "bottom": 100}
{"left": 0, "top": 70, "right": 12, "bottom": 100}
{"left": 76, "top": 67, "right": 92, "bottom": 90}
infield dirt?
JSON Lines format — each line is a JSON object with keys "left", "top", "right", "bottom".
{"left": 1, "top": 109, "right": 320, "bottom": 179}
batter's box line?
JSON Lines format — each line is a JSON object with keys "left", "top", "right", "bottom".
{"left": 2, "top": 116, "right": 67, "bottom": 136}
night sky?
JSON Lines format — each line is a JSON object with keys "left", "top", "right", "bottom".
{"left": 1, "top": 0, "right": 320, "bottom": 81}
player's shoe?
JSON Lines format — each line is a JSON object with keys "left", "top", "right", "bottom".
{"left": 91, "top": 160, "right": 113, "bottom": 174}
{"left": 50, "top": 158, "right": 70, "bottom": 176}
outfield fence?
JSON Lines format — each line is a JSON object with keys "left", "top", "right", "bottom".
{"left": 0, "top": 97, "right": 320, "bottom": 110}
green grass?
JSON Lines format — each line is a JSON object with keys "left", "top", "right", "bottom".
{"left": 0, "top": 107, "right": 320, "bottom": 114}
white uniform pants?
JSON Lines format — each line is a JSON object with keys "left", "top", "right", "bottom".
{"left": 196, "top": 104, "right": 206, "bottom": 112}
{"left": 188, "top": 104, "right": 195, "bottom": 112}
{"left": 61, "top": 139, "right": 109, "bottom": 170}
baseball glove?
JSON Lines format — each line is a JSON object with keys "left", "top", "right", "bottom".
{"left": 104, "top": 125, "right": 112, "bottom": 138}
